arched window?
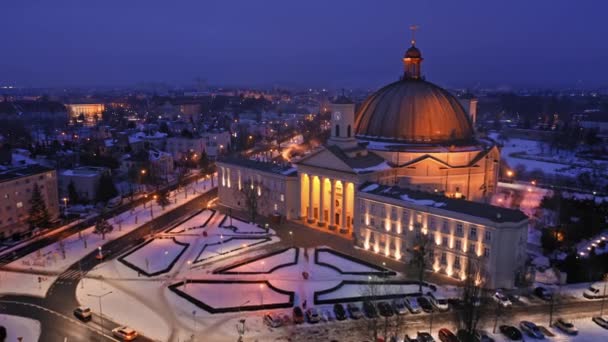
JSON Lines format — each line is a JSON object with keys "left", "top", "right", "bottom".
{"left": 347, "top": 125, "right": 351, "bottom": 137}
{"left": 335, "top": 124, "right": 340, "bottom": 137}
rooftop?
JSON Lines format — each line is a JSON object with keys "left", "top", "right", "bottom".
{"left": 359, "top": 182, "right": 528, "bottom": 224}
{"left": 218, "top": 157, "right": 297, "bottom": 177}
{"left": 0, "top": 164, "right": 54, "bottom": 183}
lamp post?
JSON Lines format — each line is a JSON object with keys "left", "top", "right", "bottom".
{"left": 289, "top": 230, "right": 293, "bottom": 248}
{"left": 151, "top": 195, "right": 157, "bottom": 217}
{"left": 192, "top": 310, "right": 197, "bottom": 341}
{"left": 87, "top": 291, "right": 112, "bottom": 334}
{"left": 62, "top": 197, "right": 68, "bottom": 217}
{"left": 259, "top": 283, "right": 265, "bottom": 306}
{"left": 601, "top": 273, "right": 608, "bottom": 316}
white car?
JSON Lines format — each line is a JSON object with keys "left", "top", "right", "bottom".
{"left": 554, "top": 318, "right": 578, "bottom": 335}
{"left": 493, "top": 292, "right": 512, "bottom": 308}
{"left": 112, "top": 326, "right": 138, "bottom": 341}
{"left": 592, "top": 316, "right": 608, "bottom": 329}
{"left": 428, "top": 294, "right": 449, "bottom": 312}
{"left": 263, "top": 313, "right": 283, "bottom": 328}
{"left": 583, "top": 282, "right": 608, "bottom": 299}
{"left": 404, "top": 297, "right": 421, "bottom": 314}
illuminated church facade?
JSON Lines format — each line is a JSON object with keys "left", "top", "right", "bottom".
{"left": 218, "top": 38, "right": 528, "bottom": 288}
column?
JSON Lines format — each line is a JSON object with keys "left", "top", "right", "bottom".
{"left": 329, "top": 179, "right": 336, "bottom": 230}
{"left": 307, "top": 174, "right": 314, "bottom": 223}
{"left": 340, "top": 182, "right": 348, "bottom": 233}
{"left": 318, "top": 177, "right": 325, "bottom": 226}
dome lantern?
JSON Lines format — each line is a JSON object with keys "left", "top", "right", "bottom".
{"left": 403, "top": 25, "right": 423, "bottom": 80}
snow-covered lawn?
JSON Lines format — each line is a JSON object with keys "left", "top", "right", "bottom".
{"left": 316, "top": 282, "right": 423, "bottom": 302}
{"left": 316, "top": 249, "right": 385, "bottom": 274}
{"left": 166, "top": 209, "right": 215, "bottom": 234}
{"left": 220, "top": 248, "right": 297, "bottom": 274}
{"left": 121, "top": 237, "right": 188, "bottom": 275}
{"left": 0, "top": 271, "right": 54, "bottom": 298}
{"left": 0, "top": 314, "right": 41, "bottom": 341}
{"left": 220, "top": 216, "right": 269, "bottom": 234}
{"left": 194, "top": 237, "right": 272, "bottom": 263}
{"left": 173, "top": 281, "right": 292, "bottom": 309}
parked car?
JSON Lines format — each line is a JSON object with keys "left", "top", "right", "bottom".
{"left": 112, "top": 326, "right": 138, "bottom": 341}
{"left": 333, "top": 303, "right": 347, "bottom": 321}
{"left": 416, "top": 296, "right": 434, "bottom": 313}
{"left": 493, "top": 291, "right": 512, "bottom": 308}
{"left": 534, "top": 286, "right": 552, "bottom": 301}
{"left": 305, "top": 308, "right": 321, "bottom": 323}
{"left": 404, "top": 297, "right": 422, "bottom": 314}
{"left": 554, "top": 318, "right": 578, "bottom": 335}
{"left": 457, "top": 329, "right": 495, "bottom": 342}
{"left": 417, "top": 331, "right": 436, "bottom": 342}
{"left": 293, "top": 307, "right": 304, "bottom": 324}
{"left": 404, "top": 335, "right": 420, "bottom": 342}
{"left": 428, "top": 293, "right": 450, "bottom": 311}
{"left": 377, "top": 301, "right": 394, "bottom": 317}
{"left": 392, "top": 298, "right": 408, "bottom": 315}
{"left": 592, "top": 316, "right": 608, "bottom": 329}
{"left": 347, "top": 303, "right": 363, "bottom": 319}
{"left": 73, "top": 306, "right": 92, "bottom": 322}
{"left": 263, "top": 313, "right": 283, "bottom": 328}
{"left": 583, "top": 282, "right": 608, "bottom": 299}
{"left": 519, "top": 321, "right": 544, "bottom": 339}
{"left": 438, "top": 328, "right": 459, "bottom": 342}
{"left": 499, "top": 325, "right": 523, "bottom": 341}
{"left": 363, "top": 300, "right": 378, "bottom": 318}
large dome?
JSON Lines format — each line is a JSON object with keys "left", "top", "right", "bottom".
{"left": 354, "top": 78, "right": 474, "bottom": 144}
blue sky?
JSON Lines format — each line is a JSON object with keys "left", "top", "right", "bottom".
{"left": 2, "top": 0, "right": 607, "bottom": 88}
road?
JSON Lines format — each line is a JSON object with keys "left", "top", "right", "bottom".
{"left": 0, "top": 186, "right": 217, "bottom": 342}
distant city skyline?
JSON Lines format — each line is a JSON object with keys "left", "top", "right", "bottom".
{"left": 2, "top": 0, "right": 608, "bottom": 89}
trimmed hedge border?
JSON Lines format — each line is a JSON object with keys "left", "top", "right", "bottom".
{"left": 118, "top": 237, "right": 190, "bottom": 277}
{"left": 165, "top": 209, "right": 216, "bottom": 234}
{"left": 313, "top": 279, "right": 435, "bottom": 305}
{"left": 168, "top": 279, "right": 295, "bottom": 313}
{"left": 213, "top": 247, "right": 299, "bottom": 275}
{"left": 193, "top": 236, "right": 271, "bottom": 264}
{"left": 314, "top": 248, "right": 397, "bottom": 276}
{"left": 218, "top": 215, "right": 269, "bottom": 235}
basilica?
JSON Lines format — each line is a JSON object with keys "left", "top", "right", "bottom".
{"left": 217, "top": 38, "right": 528, "bottom": 289}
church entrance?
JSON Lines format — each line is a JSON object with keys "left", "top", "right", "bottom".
{"left": 335, "top": 213, "right": 340, "bottom": 226}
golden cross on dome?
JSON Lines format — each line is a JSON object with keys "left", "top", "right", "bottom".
{"left": 409, "top": 24, "right": 419, "bottom": 45}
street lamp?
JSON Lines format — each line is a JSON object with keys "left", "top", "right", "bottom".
{"left": 87, "top": 291, "right": 112, "bottom": 334}
{"left": 62, "top": 197, "right": 68, "bottom": 217}
{"left": 506, "top": 170, "right": 514, "bottom": 178}
{"left": 259, "top": 283, "right": 265, "bottom": 306}
{"left": 289, "top": 230, "right": 293, "bottom": 248}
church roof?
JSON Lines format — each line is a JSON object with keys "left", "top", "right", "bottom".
{"left": 359, "top": 183, "right": 528, "bottom": 224}
{"left": 217, "top": 157, "right": 297, "bottom": 177}
{"left": 323, "top": 145, "right": 389, "bottom": 174}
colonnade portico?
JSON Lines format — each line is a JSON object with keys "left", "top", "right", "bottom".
{"left": 300, "top": 173, "right": 354, "bottom": 234}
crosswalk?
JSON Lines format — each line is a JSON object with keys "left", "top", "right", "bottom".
{"left": 59, "top": 269, "right": 85, "bottom": 280}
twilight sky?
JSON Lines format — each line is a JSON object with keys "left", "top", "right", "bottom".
{"left": 2, "top": 0, "right": 607, "bottom": 89}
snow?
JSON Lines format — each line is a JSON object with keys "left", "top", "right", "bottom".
{"left": 224, "top": 248, "right": 296, "bottom": 273}
{"left": 174, "top": 282, "right": 291, "bottom": 308}
{"left": 0, "top": 314, "right": 41, "bottom": 341}
{"left": 361, "top": 184, "right": 379, "bottom": 192}
{"left": 316, "top": 282, "right": 421, "bottom": 302}
{"left": 353, "top": 161, "right": 392, "bottom": 173}
{"left": 316, "top": 249, "right": 381, "bottom": 273}
{"left": 122, "top": 238, "right": 187, "bottom": 274}
{"left": 400, "top": 194, "right": 446, "bottom": 207}
{"left": 195, "top": 237, "right": 271, "bottom": 262}
{"left": 76, "top": 278, "right": 171, "bottom": 342}
{"left": 166, "top": 209, "right": 215, "bottom": 233}
{"left": 220, "top": 216, "right": 270, "bottom": 234}
{"left": 0, "top": 270, "right": 53, "bottom": 297}
{"left": 0, "top": 174, "right": 217, "bottom": 297}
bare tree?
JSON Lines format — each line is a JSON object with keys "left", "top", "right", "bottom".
{"left": 410, "top": 229, "right": 434, "bottom": 293}
{"left": 359, "top": 279, "right": 383, "bottom": 342}
{"left": 458, "top": 254, "right": 488, "bottom": 341}
{"left": 94, "top": 218, "right": 113, "bottom": 240}
{"left": 239, "top": 179, "right": 268, "bottom": 223}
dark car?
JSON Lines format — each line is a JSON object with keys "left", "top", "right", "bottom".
{"left": 534, "top": 286, "right": 552, "bottom": 301}
{"left": 456, "top": 329, "right": 477, "bottom": 342}
{"left": 438, "top": 328, "right": 459, "bottom": 342}
{"left": 474, "top": 330, "right": 495, "bottom": 342}
{"left": 333, "top": 303, "right": 347, "bottom": 321}
{"left": 73, "top": 306, "right": 92, "bottom": 322}
{"left": 363, "top": 300, "right": 378, "bottom": 318}
{"left": 293, "top": 306, "right": 304, "bottom": 324}
{"left": 417, "top": 296, "right": 434, "bottom": 313}
{"left": 347, "top": 303, "right": 363, "bottom": 319}
{"left": 499, "top": 325, "right": 523, "bottom": 341}
{"left": 377, "top": 301, "right": 394, "bottom": 317}
{"left": 519, "top": 321, "right": 544, "bottom": 339}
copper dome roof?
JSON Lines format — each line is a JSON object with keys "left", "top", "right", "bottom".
{"left": 354, "top": 79, "right": 474, "bottom": 144}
